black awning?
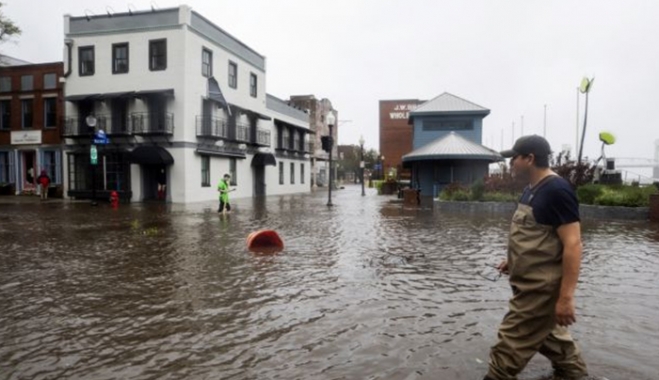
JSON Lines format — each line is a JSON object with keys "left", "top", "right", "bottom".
{"left": 135, "top": 89, "right": 175, "bottom": 98}
{"left": 196, "top": 148, "right": 246, "bottom": 159}
{"left": 99, "top": 91, "right": 135, "bottom": 100}
{"left": 252, "top": 153, "right": 277, "bottom": 167}
{"left": 208, "top": 77, "right": 229, "bottom": 108}
{"left": 274, "top": 118, "right": 311, "bottom": 133}
{"left": 65, "top": 93, "right": 101, "bottom": 102}
{"left": 130, "top": 146, "right": 174, "bottom": 165}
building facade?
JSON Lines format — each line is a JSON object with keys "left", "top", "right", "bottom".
{"left": 0, "top": 59, "right": 65, "bottom": 196}
{"left": 379, "top": 99, "right": 424, "bottom": 180}
{"left": 654, "top": 139, "right": 659, "bottom": 180}
{"left": 288, "top": 95, "right": 338, "bottom": 187}
{"left": 62, "top": 5, "right": 310, "bottom": 203}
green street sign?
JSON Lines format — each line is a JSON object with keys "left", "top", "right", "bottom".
{"left": 90, "top": 145, "right": 98, "bottom": 165}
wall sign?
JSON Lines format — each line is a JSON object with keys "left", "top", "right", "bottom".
{"left": 389, "top": 104, "right": 418, "bottom": 120}
{"left": 11, "top": 130, "right": 42, "bottom": 145}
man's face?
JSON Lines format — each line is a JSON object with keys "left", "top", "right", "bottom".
{"left": 510, "top": 153, "right": 534, "bottom": 181}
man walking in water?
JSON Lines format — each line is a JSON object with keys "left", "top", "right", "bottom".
{"left": 484, "top": 135, "right": 588, "bottom": 380}
{"left": 217, "top": 173, "right": 234, "bottom": 214}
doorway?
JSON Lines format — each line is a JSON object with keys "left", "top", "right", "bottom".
{"left": 22, "top": 150, "right": 36, "bottom": 191}
{"left": 253, "top": 166, "right": 266, "bottom": 197}
{"left": 142, "top": 165, "right": 167, "bottom": 201}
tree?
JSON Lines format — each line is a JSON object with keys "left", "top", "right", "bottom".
{"left": 0, "top": 2, "right": 21, "bottom": 44}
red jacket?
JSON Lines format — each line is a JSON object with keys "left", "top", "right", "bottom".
{"left": 37, "top": 174, "right": 51, "bottom": 187}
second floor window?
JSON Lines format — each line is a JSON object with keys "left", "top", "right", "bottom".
{"left": 250, "top": 73, "right": 257, "bottom": 97}
{"left": 21, "top": 99, "right": 33, "bottom": 129}
{"left": 149, "top": 39, "right": 167, "bottom": 71}
{"left": 79, "top": 46, "right": 95, "bottom": 76}
{"left": 21, "top": 75, "right": 33, "bottom": 91}
{"left": 44, "top": 98, "right": 57, "bottom": 128}
{"left": 112, "top": 43, "right": 129, "bottom": 74}
{"left": 228, "top": 61, "right": 237, "bottom": 89}
{"left": 0, "top": 100, "right": 10, "bottom": 130}
{"left": 43, "top": 73, "right": 57, "bottom": 89}
{"left": 0, "top": 76, "right": 11, "bottom": 92}
{"left": 202, "top": 48, "right": 212, "bottom": 77}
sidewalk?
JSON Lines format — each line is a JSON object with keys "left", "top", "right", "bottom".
{"left": 0, "top": 195, "right": 68, "bottom": 204}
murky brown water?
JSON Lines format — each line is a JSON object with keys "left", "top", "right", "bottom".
{"left": 1, "top": 186, "right": 658, "bottom": 380}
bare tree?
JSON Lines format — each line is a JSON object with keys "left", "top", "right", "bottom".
{"left": 0, "top": 2, "right": 21, "bottom": 43}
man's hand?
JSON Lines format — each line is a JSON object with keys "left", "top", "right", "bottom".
{"left": 497, "top": 260, "right": 509, "bottom": 275}
{"left": 555, "top": 296, "right": 576, "bottom": 327}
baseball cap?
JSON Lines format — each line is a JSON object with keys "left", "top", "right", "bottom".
{"left": 500, "top": 135, "right": 552, "bottom": 158}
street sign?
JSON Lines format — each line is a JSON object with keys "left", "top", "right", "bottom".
{"left": 90, "top": 145, "right": 98, "bottom": 165}
{"left": 93, "top": 130, "right": 109, "bottom": 145}
{"left": 93, "top": 137, "right": 110, "bottom": 145}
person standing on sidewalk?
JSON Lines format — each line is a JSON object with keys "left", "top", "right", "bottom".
{"left": 36, "top": 170, "right": 51, "bottom": 200}
{"left": 484, "top": 135, "right": 588, "bottom": 380}
{"left": 217, "top": 174, "right": 234, "bottom": 214}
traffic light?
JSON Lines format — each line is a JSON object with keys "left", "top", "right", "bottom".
{"left": 321, "top": 136, "right": 333, "bottom": 153}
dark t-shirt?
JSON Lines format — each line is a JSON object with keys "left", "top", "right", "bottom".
{"left": 519, "top": 176, "right": 580, "bottom": 228}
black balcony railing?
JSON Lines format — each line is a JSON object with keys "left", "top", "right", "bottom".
{"left": 196, "top": 115, "right": 228, "bottom": 139}
{"left": 62, "top": 117, "right": 93, "bottom": 137}
{"left": 236, "top": 121, "right": 251, "bottom": 142}
{"left": 131, "top": 112, "right": 174, "bottom": 135}
{"left": 256, "top": 128, "right": 271, "bottom": 146}
{"left": 102, "top": 115, "right": 131, "bottom": 136}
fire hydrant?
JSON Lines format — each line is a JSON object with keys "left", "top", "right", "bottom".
{"left": 110, "top": 191, "right": 119, "bottom": 209}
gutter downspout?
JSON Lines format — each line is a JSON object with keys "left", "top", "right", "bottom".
{"left": 64, "top": 39, "right": 73, "bottom": 78}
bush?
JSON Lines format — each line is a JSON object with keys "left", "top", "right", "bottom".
{"left": 452, "top": 190, "right": 470, "bottom": 201}
{"left": 576, "top": 184, "right": 604, "bottom": 205}
{"left": 481, "top": 192, "right": 519, "bottom": 202}
{"left": 470, "top": 179, "right": 485, "bottom": 201}
{"left": 593, "top": 185, "right": 658, "bottom": 207}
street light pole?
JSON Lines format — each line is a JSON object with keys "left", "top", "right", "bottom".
{"left": 326, "top": 111, "right": 335, "bottom": 206}
{"left": 359, "top": 135, "right": 365, "bottom": 196}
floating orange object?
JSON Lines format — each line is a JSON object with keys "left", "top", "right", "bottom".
{"left": 247, "top": 230, "right": 284, "bottom": 254}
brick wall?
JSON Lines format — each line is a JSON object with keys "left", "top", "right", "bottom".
{"left": 379, "top": 99, "right": 424, "bottom": 179}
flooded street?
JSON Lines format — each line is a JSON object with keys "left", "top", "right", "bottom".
{"left": 1, "top": 185, "right": 658, "bottom": 380}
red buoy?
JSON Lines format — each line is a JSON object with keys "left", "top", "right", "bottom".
{"left": 247, "top": 230, "right": 284, "bottom": 254}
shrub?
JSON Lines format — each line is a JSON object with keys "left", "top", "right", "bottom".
{"left": 470, "top": 179, "right": 485, "bottom": 201}
{"left": 452, "top": 190, "right": 470, "bottom": 201}
{"left": 594, "top": 185, "right": 658, "bottom": 207}
{"left": 481, "top": 192, "right": 519, "bottom": 202}
{"left": 576, "top": 184, "right": 604, "bottom": 205}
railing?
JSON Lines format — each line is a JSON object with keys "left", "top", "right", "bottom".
{"left": 102, "top": 115, "right": 131, "bottom": 136}
{"left": 256, "top": 128, "right": 271, "bottom": 146}
{"left": 236, "top": 121, "right": 251, "bottom": 142}
{"left": 62, "top": 114, "right": 131, "bottom": 137}
{"left": 293, "top": 138, "right": 300, "bottom": 151}
{"left": 62, "top": 117, "right": 93, "bottom": 137}
{"left": 196, "top": 115, "right": 228, "bottom": 139}
{"left": 131, "top": 112, "right": 174, "bottom": 135}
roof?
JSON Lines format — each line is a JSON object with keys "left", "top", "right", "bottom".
{"left": 0, "top": 54, "right": 32, "bottom": 67}
{"left": 402, "top": 132, "right": 502, "bottom": 162}
{"left": 410, "top": 92, "right": 490, "bottom": 116}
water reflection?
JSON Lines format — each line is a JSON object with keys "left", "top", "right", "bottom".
{"left": 1, "top": 186, "right": 658, "bottom": 379}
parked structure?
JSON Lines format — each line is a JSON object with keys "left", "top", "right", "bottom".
{"left": 288, "top": 95, "right": 338, "bottom": 188}
{"left": 0, "top": 57, "right": 64, "bottom": 197}
{"left": 62, "top": 5, "right": 309, "bottom": 203}
{"left": 379, "top": 99, "right": 424, "bottom": 180}
{"left": 402, "top": 92, "right": 501, "bottom": 197}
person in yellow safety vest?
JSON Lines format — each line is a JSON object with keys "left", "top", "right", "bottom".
{"left": 217, "top": 173, "right": 235, "bottom": 214}
{"left": 484, "top": 135, "right": 588, "bottom": 380}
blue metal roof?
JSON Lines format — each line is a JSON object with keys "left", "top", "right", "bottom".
{"left": 402, "top": 132, "right": 502, "bottom": 162}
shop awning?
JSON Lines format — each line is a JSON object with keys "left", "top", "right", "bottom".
{"left": 130, "top": 146, "right": 174, "bottom": 165}
{"left": 135, "top": 89, "right": 175, "bottom": 98}
{"left": 195, "top": 148, "right": 246, "bottom": 159}
{"left": 208, "top": 77, "right": 229, "bottom": 108}
{"left": 252, "top": 152, "right": 277, "bottom": 167}
{"left": 65, "top": 93, "right": 101, "bottom": 102}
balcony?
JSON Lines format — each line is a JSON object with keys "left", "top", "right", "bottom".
{"left": 196, "top": 115, "right": 228, "bottom": 139}
{"left": 236, "top": 121, "right": 251, "bottom": 142}
{"left": 100, "top": 115, "right": 131, "bottom": 136}
{"left": 62, "top": 117, "right": 93, "bottom": 137}
{"left": 131, "top": 112, "right": 174, "bottom": 135}
{"left": 255, "top": 128, "right": 271, "bottom": 146}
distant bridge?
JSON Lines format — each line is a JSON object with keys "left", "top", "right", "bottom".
{"left": 613, "top": 158, "right": 659, "bottom": 169}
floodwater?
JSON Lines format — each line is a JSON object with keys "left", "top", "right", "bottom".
{"left": 1, "top": 185, "right": 658, "bottom": 380}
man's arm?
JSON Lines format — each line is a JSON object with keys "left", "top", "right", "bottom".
{"left": 555, "top": 221, "right": 582, "bottom": 326}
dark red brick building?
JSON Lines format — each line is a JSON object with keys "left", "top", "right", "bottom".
{"left": 379, "top": 99, "right": 424, "bottom": 180}
{"left": 0, "top": 58, "right": 65, "bottom": 195}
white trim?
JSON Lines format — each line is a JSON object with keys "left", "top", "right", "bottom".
{"left": 42, "top": 93, "right": 58, "bottom": 98}
{"left": 19, "top": 95, "right": 35, "bottom": 99}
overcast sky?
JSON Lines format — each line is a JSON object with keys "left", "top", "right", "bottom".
{"left": 2, "top": 0, "right": 658, "bottom": 176}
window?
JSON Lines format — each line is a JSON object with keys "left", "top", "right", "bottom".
{"left": 279, "top": 162, "right": 284, "bottom": 185}
{"left": 21, "top": 75, "right": 33, "bottom": 91}
{"left": 228, "top": 61, "right": 237, "bottom": 89}
{"left": 43, "top": 98, "right": 56, "bottom": 128}
{"left": 202, "top": 48, "right": 212, "bottom": 77}
{"left": 149, "top": 39, "right": 167, "bottom": 71}
{"left": 301, "top": 163, "right": 305, "bottom": 184}
{"left": 43, "top": 73, "right": 57, "bottom": 89}
{"left": 422, "top": 120, "right": 472, "bottom": 131}
{"left": 43, "top": 151, "right": 57, "bottom": 183}
{"left": 290, "top": 163, "right": 295, "bottom": 184}
{"left": 250, "top": 73, "right": 257, "bottom": 97}
{"left": 0, "top": 151, "right": 11, "bottom": 183}
{"left": 282, "top": 127, "right": 290, "bottom": 150}
{"left": 0, "top": 101, "right": 10, "bottom": 130}
{"left": 79, "top": 46, "right": 95, "bottom": 76}
{"left": 229, "top": 158, "right": 237, "bottom": 186}
{"left": 0, "top": 77, "right": 11, "bottom": 92}
{"left": 21, "top": 99, "right": 33, "bottom": 129}
{"left": 201, "top": 155, "right": 210, "bottom": 187}
{"left": 112, "top": 43, "right": 129, "bottom": 74}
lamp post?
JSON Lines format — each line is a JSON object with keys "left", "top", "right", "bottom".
{"left": 381, "top": 155, "right": 385, "bottom": 180}
{"left": 359, "top": 135, "right": 365, "bottom": 196}
{"left": 326, "top": 111, "right": 335, "bottom": 206}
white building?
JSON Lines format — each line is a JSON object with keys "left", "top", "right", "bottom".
{"left": 654, "top": 139, "right": 659, "bottom": 180}
{"left": 61, "top": 5, "right": 311, "bottom": 203}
